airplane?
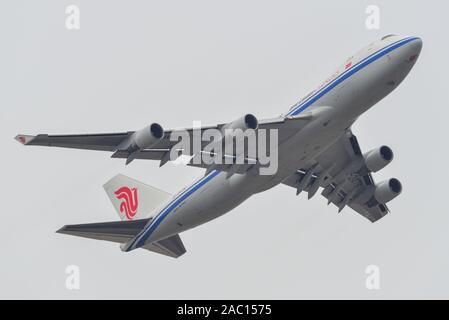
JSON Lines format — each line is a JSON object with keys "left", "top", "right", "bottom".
{"left": 16, "top": 35, "right": 422, "bottom": 258}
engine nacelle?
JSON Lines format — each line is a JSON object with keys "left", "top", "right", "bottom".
{"left": 374, "top": 178, "right": 402, "bottom": 204}
{"left": 222, "top": 114, "right": 259, "bottom": 132}
{"left": 132, "top": 123, "right": 164, "bottom": 149}
{"left": 363, "top": 146, "right": 394, "bottom": 173}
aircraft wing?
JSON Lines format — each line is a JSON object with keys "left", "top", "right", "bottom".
{"left": 281, "top": 129, "right": 390, "bottom": 222}
{"left": 15, "top": 115, "right": 310, "bottom": 169}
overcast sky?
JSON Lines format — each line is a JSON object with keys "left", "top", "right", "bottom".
{"left": 1, "top": 0, "right": 448, "bottom": 299}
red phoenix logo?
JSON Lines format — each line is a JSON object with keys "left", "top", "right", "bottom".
{"left": 114, "top": 186, "right": 139, "bottom": 220}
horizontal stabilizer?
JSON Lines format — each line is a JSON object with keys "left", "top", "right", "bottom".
{"left": 57, "top": 219, "right": 150, "bottom": 243}
{"left": 57, "top": 219, "right": 186, "bottom": 258}
{"left": 143, "top": 234, "right": 186, "bottom": 258}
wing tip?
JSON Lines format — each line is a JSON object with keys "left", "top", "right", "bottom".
{"left": 15, "top": 134, "right": 36, "bottom": 145}
{"left": 56, "top": 225, "right": 69, "bottom": 234}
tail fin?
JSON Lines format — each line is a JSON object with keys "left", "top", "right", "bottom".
{"left": 103, "top": 174, "right": 172, "bottom": 221}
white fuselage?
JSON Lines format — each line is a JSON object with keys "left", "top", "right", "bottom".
{"left": 125, "top": 35, "right": 422, "bottom": 251}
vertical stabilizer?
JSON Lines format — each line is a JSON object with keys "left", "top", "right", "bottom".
{"left": 103, "top": 174, "right": 172, "bottom": 221}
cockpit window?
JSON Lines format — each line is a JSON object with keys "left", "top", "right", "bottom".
{"left": 381, "top": 34, "right": 396, "bottom": 40}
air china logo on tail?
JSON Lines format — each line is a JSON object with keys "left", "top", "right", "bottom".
{"left": 114, "top": 186, "right": 139, "bottom": 220}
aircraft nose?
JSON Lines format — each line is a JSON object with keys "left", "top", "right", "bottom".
{"left": 405, "top": 37, "right": 423, "bottom": 63}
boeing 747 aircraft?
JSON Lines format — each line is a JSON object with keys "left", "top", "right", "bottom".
{"left": 16, "top": 35, "right": 422, "bottom": 258}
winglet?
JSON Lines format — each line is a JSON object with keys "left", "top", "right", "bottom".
{"left": 15, "top": 134, "right": 36, "bottom": 145}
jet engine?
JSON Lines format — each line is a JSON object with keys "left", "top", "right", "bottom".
{"left": 374, "top": 178, "right": 402, "bottom": 204}
{"left": 131, "top": 123, "right": 164, "bottom": 150}
{"left": 222, "top": 114, "right": 259, "bottom": 132}
{"left": 363, "top": 146, "right": 394, "bottom": 173}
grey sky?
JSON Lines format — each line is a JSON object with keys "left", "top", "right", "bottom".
{"left": 1, "top": 0, "right": 448, "bottom": 299}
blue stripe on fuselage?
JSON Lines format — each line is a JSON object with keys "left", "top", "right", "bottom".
{"left": 287, "top": 36, "right": 419, "bottom": 116}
